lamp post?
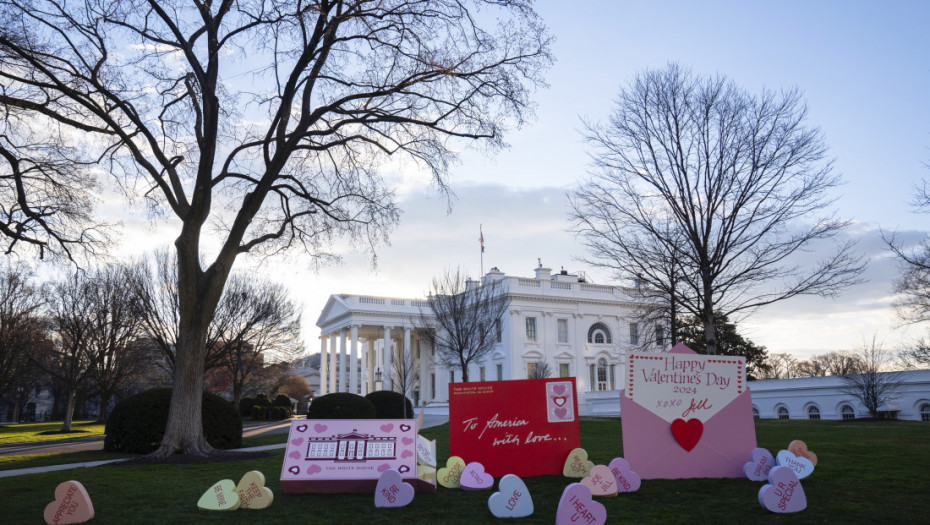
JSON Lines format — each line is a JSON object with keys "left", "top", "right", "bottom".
{"left": 374, "top": 367, "right": 383, "bottom": 391}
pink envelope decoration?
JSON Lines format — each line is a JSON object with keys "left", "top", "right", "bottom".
{"left": 620, "top": 343, "right": 757, "bottom": 479}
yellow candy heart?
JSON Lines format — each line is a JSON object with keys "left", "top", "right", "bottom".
{"left": 417, "top": 465, "right": 437, "bottom": 483}
{"left": 235, "top": 471, "right": 274, "bottom": 510}
{"left": 563, "top": 448, "right": 594, "bottom": 478}
{"left": 437, "top": 456, "right": 467, "bottom": 489}
{"left": 197, "top": 480, "right": 240, "bottom": 511}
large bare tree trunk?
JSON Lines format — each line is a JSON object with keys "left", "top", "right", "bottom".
{"left": 60, "top": 390, "right": 76, "bottom": 432}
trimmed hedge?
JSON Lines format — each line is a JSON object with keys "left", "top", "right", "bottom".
{"left": 272, "top": 394, "right": 292, "bottom": 408}
{"left": 239, "top": 396, "right": 255, "bottom": 417}
{"left": 253, "top": 393, "right": 272, "bottom": 407}
{"left": 365, "top": 390, "right": 414, "bottom": 419}
{"left": 307, "top": 392, "right": 376, "bottom": 419}
{"left": 104, "top": 388, "right": 242, "bottom": 454}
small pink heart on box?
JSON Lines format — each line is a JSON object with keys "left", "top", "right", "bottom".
{"left": 288, "top": 450, "right": 301, "bottom": 460}
{"left": 401, "top": 450, "right": 413, "bottom": 458}
{"left": 552, "top": 384, "right": 566, "bottom": 395}
{"left": 380, "top": 423, "right": 394, "bottom": 433}
{"left": 306, "top": 465, "right": 322, "bottom": 475}
{"left": 459, "top": 462, "right": 493, "bottom": 491}
{"left": 377, "top": 463, "right": 391, "bottom": 473}
{"left": 374, "top": 469, "right": 415, "bottom": 508}
{"left": 44, "top": 480, "right": 94, "bottom": 524}
{"left": 290, "top": 437, "right": 304, "bottom": 446}
{"left": 554, "top": 407, "right": 568, "bottom": 419}
{"left": 400, "top": 424, "right": 411, "bottom": 432}
{"left": 743, "top": 448, "right": 776, "bottom": 481}
{"left": 313, "top": 423, "right": 327, "bottom": 433}
{"left": 758, "top": 466, "right": 806, "bottom": 513}
{"left": 581, "top": 465, "right": 618, "bottom": 497}
{"left": 607, "top": 458, "right": 641, "bottom": 492}
{"left": 556, "top": 483, "right": 606, "bottom": 525}
{"left": 402, "top": 437, "right": 414, "bottom": 445}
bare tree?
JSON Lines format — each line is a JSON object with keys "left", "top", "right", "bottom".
{"left": 0, "top": 264, "right": 44, "bottom": 401}
{"left": 571, "top": 63, "right": 864, "bottom": 355}
{"left": 0, "top": 0, "right": 550, "bottom": 457}
{"left": 898, "top": 340, "right": 930, "bottom": 370}
{"left": 756, "top": 353, "right": 798, "bottom": 380}
{"left": 83, "top": 265, "right": 148, "bottom": 423}
{"left": 841, "top": 338, "right": 903, "bottom": 418}
{"left": 275, "top": 372, "right": 313, "bottom": 414}
{"left": 35, "top": 274, "right": 95, "bottom": 432}
{"left": 419, "top": 268, "right": 510, "bottom": 382}
{"left": 527, "top": 360, "right": 552, "bottom": 379}
{"left": 795, "top": 351, "right": 865, "bottom": 377}
{"left": 211, "top": 275, "right": 303, "bottom": 406}
{"left": 390, "top": 339, "right": 420, "bottom": 401}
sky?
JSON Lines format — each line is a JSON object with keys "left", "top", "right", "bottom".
{"left": 106, "top": 1, "right": 930, "bottom": 362}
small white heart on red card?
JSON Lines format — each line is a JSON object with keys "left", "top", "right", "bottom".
{"left": 553, "top": 396, "right": 567, "bottom": 407}
{"left": 374, "top": 469, "right": 414, "bottom": 508}
{"left": 44, "top": 480, "right": 94, "bottom": 524}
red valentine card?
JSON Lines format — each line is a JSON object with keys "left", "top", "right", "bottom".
{"left": 449, "top": 378, "right": 581, "bottom": 477}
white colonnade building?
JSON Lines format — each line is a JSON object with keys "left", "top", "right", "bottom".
{"left": 315, "top": 263, "right": 650, "bottom": 414}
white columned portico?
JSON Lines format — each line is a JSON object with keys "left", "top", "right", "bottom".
{"left": 383, "top": 326, "right": 393, "bottom": 391}
{"left": 320, "top": 336, "right": 328, "bottom": 395}
{"left": 340, "top": 328, "right": 348, "bottom": 392}
{"left": 329, "top": 332, "right": 338, "bottom": 393}
{"left": 350, "top": 325, "right": 359, "bottom": 394}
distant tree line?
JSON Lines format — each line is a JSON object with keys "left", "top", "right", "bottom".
{"left": 0, "top": 255, "right": 307, "bottom": 430}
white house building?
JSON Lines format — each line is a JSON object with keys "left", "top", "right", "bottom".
{"left": 315, "top": 263, "right": 653, "bottom": 415}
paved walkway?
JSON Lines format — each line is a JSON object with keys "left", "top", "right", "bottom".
{"left": 0, "top": 415, "right": 449, "bottom": 478}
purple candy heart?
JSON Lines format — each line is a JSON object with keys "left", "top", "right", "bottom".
{"left": 759, "top": 466, "right": 807, "bottom": 513}
{"left": 743, "top": 448, "right": 776, "bottom": 481}
{"left": 607, "top": 457, "right": 641, "bottom": 492}
{"left": 459, "top": 462, "right": 493, "bottom": 491}
{"left": 556, "top": 483, "right": 606, "bottom": 525}
{"left": 374, "top": 470, "right": 415, "bottom": 508}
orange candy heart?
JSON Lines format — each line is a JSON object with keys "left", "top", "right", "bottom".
{"left": 44, "top": 481, "right": 94, "bottom": 525}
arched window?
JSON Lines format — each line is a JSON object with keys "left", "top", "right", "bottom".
{"left": 596, "top": 358, "right": 608, "bottom": 391}
{"left": 807, "top": 406, "right": 820, "bottom": 420}
{"left": 587, "top": 322, "right": 612, "bottom": 344}
{"left": 921, "top": 403, "right": 930, "bottom": 422}
{"left": 752, "top": 407, "right": 760, "bottom": 420}
{"left": 841, "top": 405, "right": 855, "bottom": 420}
{"left": 777, "top": 406, "right": 789, "bottom": 420}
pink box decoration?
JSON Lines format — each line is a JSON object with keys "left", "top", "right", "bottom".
{"left": 280, "top": 419, "right": 424, "bottom": 494}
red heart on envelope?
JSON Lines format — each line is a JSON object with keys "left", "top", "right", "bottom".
{"left": 553, "top": 396, "right": 566, "bottom": 407}
{"left": 671, "top": 418, "right": 703, "bottom": 452}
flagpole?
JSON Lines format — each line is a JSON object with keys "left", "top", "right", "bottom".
{"left": 479, "top": 224, "right": 485, "bottom": 276}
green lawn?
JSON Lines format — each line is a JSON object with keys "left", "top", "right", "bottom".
{"left": 0, "top": 420, "right": 106, "bottom": 445}
{"left": 1, "top": 419, "right": 927, "bottom": 524}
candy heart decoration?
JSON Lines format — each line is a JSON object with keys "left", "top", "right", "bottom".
{"left": 788, "top": 440, "right": 818, "bottom": 466}
{"left": 460, "top": 462, "right": 494, "bottom": 491}
{"left": 437, "top": 456, "right": 467, "bottom": 489}
{"left": 556, "top": 483, "right": 607, "bottom": 525}
{"left": 416, "top": 435, "right": 437, "bottom": 467}
{"left": 607, "top": 458, "right": 641, "bottom": 493}
{"left": 43, "top": 480, "right": 94, "bottom": 525}
{"left": 235, "top": 471, "right": 274, "bottom": 510}
{"left": 197, "top": 479, "right": 241, "bottom": 511}
{"left": 581, "top": 465, "right": 618, "bottom": 497}
{"left": 670, "top": 418, "right": 703, "bottom": 452}
{"left": 417, "top": 465, "right": 437, "bottom": 483}
{"left": 743, "top": 448, "right": 776, "bottom": 481}
{"left": 374, "top": 469, "right": 415, "bottom": 508}
{"left": 488, "top": 474, "right": 534, "bottom": 518}
{"left": 758, "top": 466, "right": 807, "bottom": 513}
{"left": 563, "top": 448, "right": 594, "bottom": 478}
{"left": 776, "top": 450, "right": 814, "bottom": 480}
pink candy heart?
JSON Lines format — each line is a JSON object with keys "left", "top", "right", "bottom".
{"left": 581, "top": 465, "right": 618, "bottom": 497}
{"left": 607, "top": 457, "right": 641, "bottom": 493}
{"left": 556, "top": 483, "right": 606, "bottom": 525}
{"left": 759, "top": 466, "right": 807, "bottom": 513}
{"left": 374, "top": 469, "right": 415, "bottom": 508}
{"left": 459, "top": 462, "right": 493, "bottom": 491}
{"left": 743, "top": 448, "right": 776, "bottom": 481}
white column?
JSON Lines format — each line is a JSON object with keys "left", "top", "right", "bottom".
{"left": 418, "top": 333, "right": 428, "bottom": 406}
{"left": 402, "top": 327, "right": 411, "bottom": 396}
{"left": 360, "top": 337, "right": 369, "bottom": 395}
{"left": 340, "top": 328, "right": 348, "bottom": 392}
{"left": 350, "top": 325, "right": 359, "bottom": 394}
{"left": 329, "top": 333, "right": 338, "bottom": 394}
{"left": 320, "top": 336, "right": 328, "bottom": 395}
{"left": 383, "top": 326, "right": 393, "bottom": 391}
